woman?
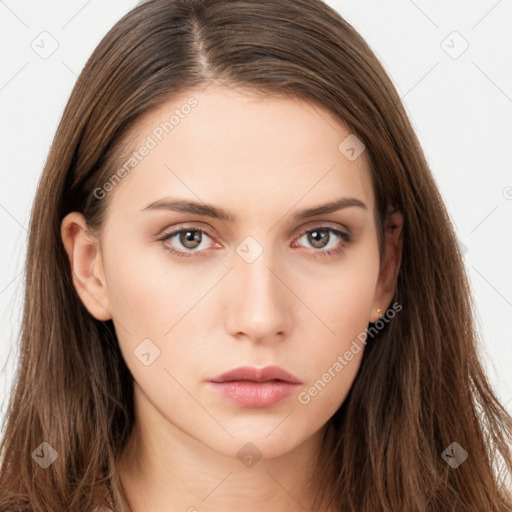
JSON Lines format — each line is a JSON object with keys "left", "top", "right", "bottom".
{"left": 0, "top": 0, "right": 511, "bottom": 510}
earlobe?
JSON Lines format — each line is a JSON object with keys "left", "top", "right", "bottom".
{"left": 60, "top": 212, "right": 112, "bottom": 321}
{"left": 369, "top": 208, "right": 404, "bottom": 323}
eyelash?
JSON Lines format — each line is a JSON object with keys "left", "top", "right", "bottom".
{"left": 156, "top": 225, "right": 352, "bottom": 259}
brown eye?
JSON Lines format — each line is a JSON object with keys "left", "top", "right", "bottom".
{"left": 179, "top": 230, "right": 203, "bottom": 249}
{"left": 306, "top": 229, "right": 330, "bottom": 249}
{"left": 157, "top": 227, "right": 216, "bottom": 257}
{"left": 294, "top": 226, "right": 352, "bottom": 259}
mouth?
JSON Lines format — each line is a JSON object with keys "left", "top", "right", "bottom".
{"left": 207, "top": 365, "right": 302, "bottom": 408}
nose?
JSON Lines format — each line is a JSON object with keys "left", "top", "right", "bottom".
{"left": 224, "top": 244, "right": 294, "bottom": 344}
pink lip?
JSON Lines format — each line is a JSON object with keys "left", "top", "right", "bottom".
{"left": 207, "top": 365, "right": 302, "bottom": 408}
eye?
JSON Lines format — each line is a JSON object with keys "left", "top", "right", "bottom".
{"left": 156, "top": 226, "right": 217, "bottom": 258}
{"left": 156, "top": 224, "right": 352, "bottom": 259}
{"left": 293, "top": 226, "right": 352, "bottom": 259}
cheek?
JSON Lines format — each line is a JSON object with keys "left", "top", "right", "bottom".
{"left": 102, "top": 238, "right": 194, "bottom": 336}
{"left": 296, "top": 244, "right": 379, "bottom": 342}
{"left": 290, "top": 252, "right": 379, "bottom": 414}
{"left": 101, "top": 239, "right": 224, "bottom": 381}
{"left": 101, "top": 246, "right": 205, "bottom": 406}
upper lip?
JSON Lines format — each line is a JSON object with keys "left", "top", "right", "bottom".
{"left": 208, "top": 365, "right": 302, "bottom": 384}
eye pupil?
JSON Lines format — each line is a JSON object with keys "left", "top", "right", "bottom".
{"left": 308, "top": 229, "right": 329, "bottom": 249}
{"left": 180, "top": 230, "right": 202, "bottom": 249}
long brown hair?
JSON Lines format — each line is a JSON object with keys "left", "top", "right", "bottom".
{"left": 1, "top": 0, "right": 511, "bottom": 510}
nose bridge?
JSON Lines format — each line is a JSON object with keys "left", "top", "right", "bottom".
{"left": 225, "top": 236, "right": 292, "bottom": 341}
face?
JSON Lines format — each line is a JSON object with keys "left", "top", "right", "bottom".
{"left": 63, "top": 84, "right": 395, "bottom": 461}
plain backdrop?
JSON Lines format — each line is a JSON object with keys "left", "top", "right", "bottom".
{"left": 1, "top": 0, "right": 511, "bottom": 429}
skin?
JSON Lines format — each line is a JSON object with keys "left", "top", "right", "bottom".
{"left": 61, "top": 84, "right": 403, "bottom": 512}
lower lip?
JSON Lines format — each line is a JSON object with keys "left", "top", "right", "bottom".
{"left": 208, "top": 380, "right": 300, "bottom": 408}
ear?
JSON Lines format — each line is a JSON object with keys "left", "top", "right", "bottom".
{"left": 60, "top": 212, "right": 112, "bottom": 321}
{"left": 369, "top": 207, "right": 403, "bottom": 323}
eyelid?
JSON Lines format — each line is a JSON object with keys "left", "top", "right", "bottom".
{"left": 155, "top": 221, "right": 349, "bottom": 242}
{"left": 154, "top": 222, "right": 218, "bottom": 242}
{"left": 295, "top": 220, "right": 350, "bottom": 235}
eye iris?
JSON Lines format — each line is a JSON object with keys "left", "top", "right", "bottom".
{"left": 308, "top": 229, "right": 329, "bottom": 249}
{"left": 180, "top": 230, "right": 202, "bottom": 249}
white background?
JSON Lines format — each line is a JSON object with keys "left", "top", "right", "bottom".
{"left": 1, "top": 0, "right": 511, "bottom": 428}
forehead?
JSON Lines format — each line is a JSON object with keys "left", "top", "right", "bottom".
{"left": 102, "top": 85, "right": 374, "bottom": 221}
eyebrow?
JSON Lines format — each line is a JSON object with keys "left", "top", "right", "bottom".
{"left": 141, "top": 197, "right": 367, "bottom": 222}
